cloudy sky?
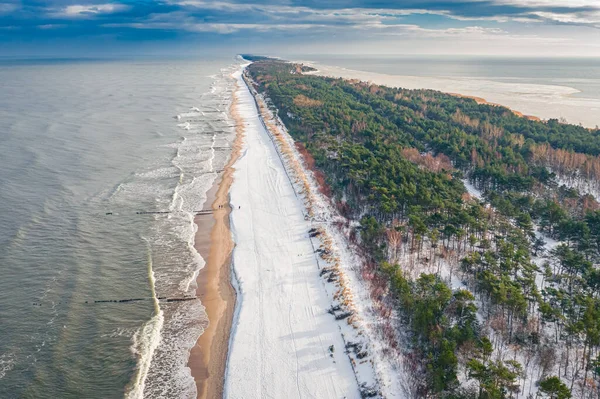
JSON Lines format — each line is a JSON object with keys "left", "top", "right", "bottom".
{"left": 1, "top": 0, "right": 600, "bottom": 57}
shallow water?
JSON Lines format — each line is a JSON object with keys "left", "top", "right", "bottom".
{"left": 0, "top": 57, "right": 240, "bottom": 398}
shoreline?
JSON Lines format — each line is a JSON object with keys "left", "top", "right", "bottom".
{"left": 447, "top": 92, "right": 542, "bottom": 121}
{"left": 187, "top": 72, "right": 244, "bottom": 399}
{"left": 309, "top": 65, "right": 541, "bottom": 122}
{"left": 307, "top": 63, "right": 600, "bottom": 128}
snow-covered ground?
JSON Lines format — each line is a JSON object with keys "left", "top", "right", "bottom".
{"left": 241, "top": 67, "right": 406, "bottom": 397}
{"left": 555, "top": 173, "right": 600, "bottom": 202}
{"left": 462, "top": 179, "right": 484, "bottom": 201}
{"left": 224, "top": 68, "right": 362, "bottom": 398}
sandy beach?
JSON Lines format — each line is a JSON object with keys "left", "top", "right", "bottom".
{"left": 448, "top": 92, "right": 541, "bottom": 121}
{"left": 187, "top": 74, "right": 244, "bottom": 399}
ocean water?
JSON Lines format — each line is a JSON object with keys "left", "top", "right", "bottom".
{"left": 0, "top": 57, "right": 240, "bottom": 398}
{"left": 298, "top": 55, "right": 600, "bottom": 127}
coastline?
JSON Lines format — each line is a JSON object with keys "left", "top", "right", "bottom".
{"left": 307, "top": 63, "right": 600, "bottom": 128}
{"left": 448, "top": 92, "right": 541, "bottom": 121}
{"left": 187, "top": 72, "right": 244, "bottom": 399}
{"left": 307, "top": 66, "right": 541, "bottom": 122}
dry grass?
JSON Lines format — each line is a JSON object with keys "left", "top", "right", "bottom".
{"left": 293, "top": 94, "right": 323, "bottom": 108}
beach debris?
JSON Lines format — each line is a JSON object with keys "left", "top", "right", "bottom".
{"left": 308, "top": 227, "right": 321, "bottom": 237}
{"left": 359, "top": 383, "right": 379, "bottom": 398}
{"left": 319, "top": 267, "right": 331, "bottom": 277}
{"left": 345, "top": 341, "right": 363, "bottom": 354}
{"left": 316, "top": 248, "right": 331, "bottom": 256}
{"left": 335, "top": 310, "right": 354, "bottom": 320}
{"left": 327, "top": 304, "right": 341, "bottom": 314}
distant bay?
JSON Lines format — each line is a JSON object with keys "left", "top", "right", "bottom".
{"left": 298, "top": 55, "right": 600, "bottom": 127}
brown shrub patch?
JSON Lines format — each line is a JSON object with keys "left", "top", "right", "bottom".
{"left": 295, "top": 142, "right": 332, "bottom": 198}
{"left": 293, "top": 94, "right": 323, "bottom": 108}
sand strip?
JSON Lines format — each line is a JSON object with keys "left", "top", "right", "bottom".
{"left": 187, "top": 75, "right": 244, "bottom": 399}
{"left": 448, "top": 92, "right": 541, "bottom": 121}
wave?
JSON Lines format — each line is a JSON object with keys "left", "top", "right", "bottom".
{"left": 125, "top": 242, "right": 164, "bottom": 399}
{"left": 0, "top": 353, "right": 16, "bottom": 380}
{"left": 125, "top": 59, "right": 244, "bottom": 399}
{"left": 177, "top": 122, "right": 191, "bottom": 131}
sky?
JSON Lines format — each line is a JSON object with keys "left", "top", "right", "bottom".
{"left": 1, "top": 0, "right": 600, "bottom": 57}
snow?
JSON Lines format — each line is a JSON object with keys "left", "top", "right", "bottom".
{"left": 225, "top": 61, "right": 600, "bottom": 398}
{"left": 457, "top": 179, "right": 550, "bottom": 396}
{"left": 246, "top": 71, "right": 407, "bottom": 397}
{"left": 224, "top": 68, "right": 362, "bottom": 398}
{"left": 457, "top": 178, "right": 583, "bottom": 397}
{"left": 555, "top": 173, "right": 600, "bottom": 202}
{"left": 462, "top": 179, "right": 483, "bottom": 200}
{"left": 532, "top": 228, "right": 561, "bottom": 293}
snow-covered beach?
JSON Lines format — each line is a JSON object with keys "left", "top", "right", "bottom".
{"left": 223, "top": 68, "right": 362, "bottom": 398}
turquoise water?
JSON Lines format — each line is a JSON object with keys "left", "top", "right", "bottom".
{"left": 0, "top": 57, "right": 239, "bottom": 398}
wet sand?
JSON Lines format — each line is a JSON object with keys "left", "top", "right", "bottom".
{"left": 187, "top": 77, "right": 244, "bottom": 399}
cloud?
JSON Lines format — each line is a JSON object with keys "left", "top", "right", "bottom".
{"left": 103, "top": 8, "right": 509, "bottom": 38}
{"left": 359, "top": 23, "right": 508, "bottom": 37}
{"left": 37, "top": 24, "right": 67, "bottom": 29}
{"left": 0, "top": 0, "right": 599, "bottom": 57}
{"left": 53, "top": 3, "right": 130, "bottom": 18}
{"left": 167, "top": 0, "right": 600, "bottom": 28}
{"left": 530, "top": 10, "right": 600, "bottom": 27}
{"left": 0, "top": 3, "right": 19, "bottom": 15}
{"left": 6, "top": 0, "right": 600, "bottom": 29}
{"left": 488, "top": 0, "right": 600, "bottom": 27}
{"left": 104, "top": 16, "right": 323, "bottom": 34}
{"left": 171, "top": 0, "right": 441, "bottom": 20}
{"left": 86, "top": 0, "right": 592, "bottom": 42}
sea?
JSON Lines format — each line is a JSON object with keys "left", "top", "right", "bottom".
{"left": 0, "top": 56, "right": 241, "bottom": 398}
